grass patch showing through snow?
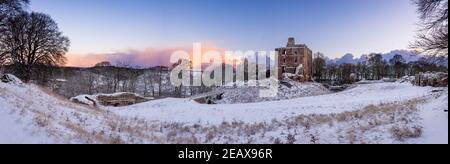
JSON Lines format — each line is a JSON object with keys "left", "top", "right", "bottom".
{"left": 1, "top": 81, "right": 428, "bottom": 144}
{"left": 73, "top": 98, "right": 424, "bottom": 144}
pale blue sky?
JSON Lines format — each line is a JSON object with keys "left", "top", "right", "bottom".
{"left": 30, "top": 0, "right": 419, "bottom": 59}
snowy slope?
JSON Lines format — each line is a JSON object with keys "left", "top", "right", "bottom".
{"left": 0, "top": 99, "right": 51, "bottom": 144}
{"left": 1, "top": 74, "right": 447, "bottom": 144}
{"left": 408, "top": 88, "right": 448, "bottom": 144}
{"left": 0, "top": 78, "right": 125, "bottom": 144}
{"left": 111, "top": 83, "right": 432, "bottom": 124}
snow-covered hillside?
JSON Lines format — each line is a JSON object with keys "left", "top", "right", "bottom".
{"left": 111, "top": 82, "right": 432, "bottom": 124}
{"left": 201, "top": 79, "right": 331, "bottom": 104}
{"left": 0, "top": 75, "right": 447, "bottom": 144}
{"left": 0, "top": 77, "right": 132, "bottom": 144}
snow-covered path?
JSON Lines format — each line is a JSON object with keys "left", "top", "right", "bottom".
{"left": 409, "top": 89, "right": 448, "bottom": 144}
{"left": 111, "top": 83, "right": 433, "bottom": 124}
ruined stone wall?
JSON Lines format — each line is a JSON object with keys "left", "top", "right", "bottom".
{"left": 275, "top": 39, "right": 313, "bottom": 81}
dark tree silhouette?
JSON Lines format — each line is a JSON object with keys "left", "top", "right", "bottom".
{"left": 0, "top": 0, "right": 29, "bottom": 22}
{"left": 312, "top": 53, "right": 326, "bottom": 81}
{"left": 411, "top": 0, "right": 448, "bottom": 57}
{"left": 95, "top": 61, "right": 112, "bottom": 67}
{"left": 1, "top": 0, "right": 29, "bottom": 65}
{"left": 389, "top": 54, "right": 407, "bottom": 78}
{"left": 368, "top": 53, "right": 387, "bottom": 80}
{"left": 0, "top": 0, "right": 28, "bottom": 13}
{"left": 0, "top": 12, "right": 70, "bottom": 82}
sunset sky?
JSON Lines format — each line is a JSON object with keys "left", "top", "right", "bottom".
{"left": 30, "top": 0, "right": 419, "bottom": 67}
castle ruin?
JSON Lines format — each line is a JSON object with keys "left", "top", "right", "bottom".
{"left": 276, "top": 37, "right": 313, "bottom": 81}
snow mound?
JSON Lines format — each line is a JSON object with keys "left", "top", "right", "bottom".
{"left": 202, "top": 78, "right": 331, "bottom": 104}
{"left": 0, "top": 85, "right": 50, "bottom": 143}
{"left": 0, "top": 80, "right": 68, "bottom": 143}
{"left": 0, "top": 77, "right": 140, "bottom": 144}
{"left": 397, "top": 76, "right": 415, "bottom": 84}
{"left": 1, "top": 74, "right": 23, "bottom": 86}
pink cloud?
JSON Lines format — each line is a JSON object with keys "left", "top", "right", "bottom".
{"left": 66, "top": 44, "right": 223, "bottom": 68}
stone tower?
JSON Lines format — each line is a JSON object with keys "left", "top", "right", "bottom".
{"left": 275, "top": 38, "right": 313, "bottom": 81}
{"left": 287, "top": 37, "right": 296, "bottom": 47}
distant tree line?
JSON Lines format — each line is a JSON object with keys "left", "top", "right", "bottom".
{"left": 1, "top": 0, "right": 69, "bottom": 83}
{"left": 48, "top": 61, "right": 213, "bottom": 99}
{"left": 312, "top": 0, "right": 448, "bottom": 86}
{"left": 312, "top": 52, "right": 448, "bottom": 85}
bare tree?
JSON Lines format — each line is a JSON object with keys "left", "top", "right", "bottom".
{"left": 0, "top": 0, "right": 29, "bottom": 20}
{"left": 1, "top": 0, "right": 28, "bottom": 65}
{"left": 0, "top": 12, "right": 70, "bottom": 82}
{"left": 142, "top": 70, "right": 157, "bottom": 97}
{"left": 84, "top": 71, "right": 98, "bottom": 95}
{"left": 368, "top": 53, "right": 387, "bottom": 80}
{"left": 312, "top": 52, "right": 326, "bottom": 81}
{"left": 389, "top": 54, "right": 407, "bottom": 78}
{"left": 155, "top": 66, "right": 168, "bottom": 97}
{"left": 411, "top": 0, "right": 448, "bottom": 56}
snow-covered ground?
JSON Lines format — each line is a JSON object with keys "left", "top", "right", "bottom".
{"left": 111, "top": 82, "right": 431, "bottom": 124}
{"left": 408, "top": 88, "right": 448, "bottom": 144}
{"left": 207, "top": 79, "right": 331, "bottom": 104}
{"left": 0, "top": 78, "right": 123, "bottom": 144}
{"left": 0, "top": 99, "right": 51, "bottom": 144}
{"left": 0, "top": 75, "right": 447, "bottom": 144}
